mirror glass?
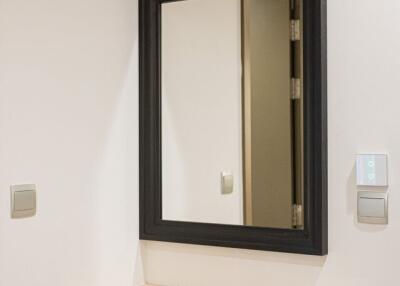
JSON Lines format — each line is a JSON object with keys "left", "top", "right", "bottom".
{"left": 161, "top": 0, "right": 303, "bottom": 229}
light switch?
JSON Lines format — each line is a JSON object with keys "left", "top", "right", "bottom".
{"left": 356, "top": 154, "right": 388, "bottom": 187}
{"left": 14, "top": 191, "right": 36, "bottom": 211}
{"left": 10, "top": 184, "right": 36, "bottom": 219}
{"left": 358, "top": 191, "right": 388, "bottom": 224}
{"left": 221, "top": 171, "right": 233, "bottom": 194}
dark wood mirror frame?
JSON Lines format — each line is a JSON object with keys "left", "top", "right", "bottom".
{"left": 139, "top": 0, "right": 327, "bottom": 255}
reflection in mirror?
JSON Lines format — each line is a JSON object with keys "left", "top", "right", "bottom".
{"left": 161, "top": 0, "right": 303, "bottom": 229}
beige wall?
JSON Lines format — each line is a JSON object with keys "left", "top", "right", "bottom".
{"left": 144, "top": 0, "right": 400, "bottom": 285}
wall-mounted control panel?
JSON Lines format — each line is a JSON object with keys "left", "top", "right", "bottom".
{"left": 358, "top": 191, "right": 388, "bottom": 224}
{"left": 356, "top": 154, "right": 388, "bottom": 187}
{"left": 10, "top": 184, "right": 36, "bottom": 219}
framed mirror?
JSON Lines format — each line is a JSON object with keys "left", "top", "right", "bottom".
{"left": 140, "top": 0, "right": 327, "bottom": 255}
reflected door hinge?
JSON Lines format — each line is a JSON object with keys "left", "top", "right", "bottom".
{"left": 290, "top": 20, "right": 301, "bottom": 41}
{"left": 292, "top": 204, "right": 303, "bottom": 228}
{"left": 291, "top": 78, "right": 301, "bottom": 100}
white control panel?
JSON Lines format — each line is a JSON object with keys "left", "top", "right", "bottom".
{"left": 356, "top": 154, "right": 388, "bottom": 187}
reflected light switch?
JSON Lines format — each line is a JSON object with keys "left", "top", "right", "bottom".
{"left": 221, "top": 171, "right": 233, "bottom": 195}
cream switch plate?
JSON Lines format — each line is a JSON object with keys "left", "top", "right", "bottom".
{"left": 10, "top": 184, "right": 36, "bottom": 218}
{"left": 358, "top": 191, "right": 388, "bottom": 224}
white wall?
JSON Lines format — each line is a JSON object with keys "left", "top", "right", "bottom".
{"left": 161, "top": 0, "right": 243, "bottom": 225}
{"left": 144, "top": 0, "right": 400, "bottom": 285}
{"left": 0, "top": 0, "right": 143, "bottom": 286}
{"left": 2, "top": 1, "right": 400, "bottom": 286}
